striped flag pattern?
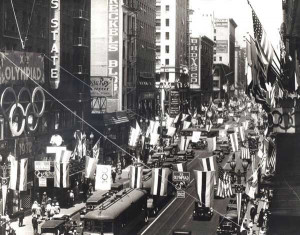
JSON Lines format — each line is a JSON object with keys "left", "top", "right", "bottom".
{"left": 236, "top": 192, "right": 242, "bottom": 224}
{"left": 194, "top": 170, "right": 215, "bottom": 208}
{"left": 241, "top": 147, "right": 251, "bottom": 160}
{"left": 85, "top": 156, "right": 97, "bottom": 179}
{"left": 198, "top": 156, "right": 217, "bottom": 172}
{"left": 19, "top": 158, "right": 28, "bottom": 191}
{"left": 151, "top": 168, "right": 169, "bottom": 196}
{"left": 130, "top": 166, "right": 143, "bottom": 189}
{"left": 9, "top": 156, "right": 18, "bottom": 190}
{"left": 54, "top": 162, "right": 61, "bottom": 188}
{"left": 239, "top": 126, "right": 245, "bottom": 142}
{"left": 230, "top": 133, "right": 239, "bottom": 152}
{"left": 172, "top": 162, "right": 187, "bottom": 172}
{"left": 207, "top": 137, "right": 217, "bottom": 152}
{"left": 267, "top": 147, "right": 276, "bottom": 173}
{"left": 92, "top": 138, "right": 101, "bottom": 159}
{"left": 62, "top": 162, "right": 70, "bottom": 188}
{"left": 216, "top": 167, "right": 233, "bottom": 198}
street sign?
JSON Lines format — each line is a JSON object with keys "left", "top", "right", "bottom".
{"left": 35, "top": 161, "right": 51, "bottom": 171}
{"left": 39, "top": 178, "right": 47, "bottom": 187}
{"left": 176, "top": 190, "right": 186, "bottom": 199}
{"left": 172, "top": 172, "right": 190, "bottom": 182}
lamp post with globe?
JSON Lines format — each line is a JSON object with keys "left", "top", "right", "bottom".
{"left": 242, "top": 160, "right": 249, "bottom": 183}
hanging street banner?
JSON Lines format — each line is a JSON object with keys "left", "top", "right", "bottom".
{"left": 172, "top": 171, "right": 190, "bottom": 182}
{"left": 90, "top": 76, "right": 114, "bottom": 97}
{"left": 169, "top": 90, "right": 180, "bottom": 117}
{"left": 0, "top": 52, "right": 45, "bottom": 85}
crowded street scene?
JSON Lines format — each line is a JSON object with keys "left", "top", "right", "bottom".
{"left": 0, "top": 0, "right": 299, "bottom": 234}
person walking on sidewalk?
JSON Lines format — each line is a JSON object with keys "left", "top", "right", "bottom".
{"left": 18, "top": 208, "right": 24, "bottom": 227}
{"left": 250, "top": 205, "right": 257, "bottom": 223}
{"left": 257, "top": 208, "right": 265, "bottom": 228}
{"left": 32, "top": 215, "right": 38, "bottom": 235}
{"left": 70, "top": 190, "right": 75, "bottom": 207}
{"left": 112, "top": 168, "right": 116, "bottom": 183}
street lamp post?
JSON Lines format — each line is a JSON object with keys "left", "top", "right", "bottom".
{"left": 230, "top": 160, "right": 236, "bottom": 184}
{"left": 242, "top": 160, "right": 249, "bottom": 183}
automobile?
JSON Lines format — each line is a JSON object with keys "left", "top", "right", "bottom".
{"left": 216, "top": 209, "right": 239, "bottom": 235}
{"left": 186, "top": 149, "right": 195, "bottom": 159}
{"left": 169, "top": 143, "right": 179, "bottom": 155}
{"left": 41, "top": 219, "right": 66, "bottom": 235}
{"left": 188, "top": 138, "right": 207, "bottom": 150}
{"left": 220, "top": 144, "right": 230, "bottom": 155}
{"left": 175, "top": 151, "right": 187, "bottom": 161}
{"left": 165, "top": 152, "right": 177, "bottom": 163}
{"left": 193, "top": 202, "right": 214, "bottom": 220}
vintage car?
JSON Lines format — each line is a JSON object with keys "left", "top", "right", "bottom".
{"left": 175, "top": 151, "right": 188, "bottom": 162}
{"left": 216, "top": 209, "right": 239, "bottom": 235}
{"left": 193, "top": 202, "right": 214, "bottom": 220}
{"left": 41, "top": 219, "right": 66, "bottom": 235}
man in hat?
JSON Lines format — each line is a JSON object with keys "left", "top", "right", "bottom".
{"left": 18, "top": 208, "right": 24, "bottom": 227}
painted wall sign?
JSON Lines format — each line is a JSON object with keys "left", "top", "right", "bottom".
{"left": 189, "top": 38, "right": 200, "bottom": 87}
{"left": 49, "top": 0, "right": 60, "bottom": 89}
{"left": 216, "top": 40, "right": 228, "bottom": 53}
{"left": 0, "top": 52, "right": 45, "bottom": 85}
{"left": 108, "top": 0, "right": 119, "bottom": 98}
{"left": 90, "top": 76, "right": 113, "bottom": 97}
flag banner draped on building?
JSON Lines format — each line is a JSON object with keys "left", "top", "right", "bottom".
{"left": 2, "top": 178, "right": 8, "bottom": 215}
{"left": 172, "top": 162, "right": 187, "bottom": 172}
{"left": 241, "top": 147, "right": 251, "bottom": 160}
{"left": 54, "top": 162, "right": 60, "bottom": 188}
{"left": 130, "top": 165, "right": 143, "bottom": 189}
{"left": 62, "top": 162, "right": 70, "bottom": 188}
{"left": 207, "top": 137, "right": 217, "bottom": 152}
{"left": 166, "top": 127, "right": 176, "bottom": 137}
{"left": 9, "top": 156, "right": 18, "bottom": 190}
{"left": 239, "top": 126, "right": 246, "bottom": 142}
{"left": 217, "top": 167, "right": 233, "bottom": 198}
{"left": 230, "top": 133, "right": 239, "bottom": 152}
{"left": 74, "top": 130, "right": 87, "bottom": 158}
{"left": 180, "top": 136, "right": 191, "bottom": 151}
{"left": 95, "top": 165, "right": 112, "bottom": 191}
{"left": 198, "top": 156, "right": 217, "bottom": 172}
{"left": 151, "top": 168, "right": 169, "bottom": 196}
{"left": 267, "top": 140, "right": 276, "bottom": 173}
{"left": 19, "top": 158, "right": 28, "bottom": 191}
{"left": 92, "top": 138, "right": 101, "bottom": 159}
{"left": 183, "top": 121, "right": 191, "bottom": 130}
{"left": 194, "top": 170, "right": 215, "bottom": 208}
{"left": 192, "top": 131, "right": 201, "bottom": 143}
{"left": 85, "top": 156, "right": 97, "bottom": 179}
{"left": 150, "top": 133, "right": 160, "bottom": 146}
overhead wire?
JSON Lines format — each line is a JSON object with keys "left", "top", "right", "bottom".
{"left": 10, "top": 0, "right": 24, "bottom": 49}
{"left": 2, "top": 53, "right": 243, "bottom": 228}
{"left": 24, "top": 0, "right": 36, "bottom": 48}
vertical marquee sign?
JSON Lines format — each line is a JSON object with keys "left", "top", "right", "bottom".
{"left": 108, "top": 0, "right": 119, "bottom": 100}
{"left": 169, "top": 90, "right": 180, "bottom": 118}
{"left": 50, "top": 0, "right": 60, "bottom": 89}
{"left": 189, "top": 38, "right": 200, "bottom": 89}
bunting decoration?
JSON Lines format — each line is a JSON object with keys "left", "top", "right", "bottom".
{"left": 241, "top": 147, "right": 251, "bottom": 160}
{"left": 151, "top": 168, "right": 169, "bottom": 196}
{"left": 85, "top": 156, "right": 97, "bottom": 179}
{"left": 2, "top": 177, "right": 8, "bottom": 215}
{"left": 92, "top": 138, "right": 101, "bottom": 159}
{"left": 235, "top": 184, "right": 244, "bottom": 224}
{"left": 172, "top": 162, "right": 187, "bottom": 172}
{"left": 130, "top": 165, "right": 143, "bottom": 189}
{"left": 194, "top": 170, "right": 215, "bottom": 208}
{"left": 230, "top": 133, "right": 239, "bottom": 152}
{"left": 207, "top": 137, "right": 217, "bottom": 152}
{"left": 198, "top": 156, "right": 217, "bottom": 172}
{"left": 62, "top": 162, "right": 70, "bottom": 188}
{"left": 19, "top": 158, "right": 28, "bottom": 191}
{"left": 9, "top": 156, "right": 18, "bottom": 190}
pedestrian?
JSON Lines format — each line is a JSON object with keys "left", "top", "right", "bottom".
{"left": 248, "top": 219, "right": 254, "bottom": 235}
{"left": 70, "top": 190, "right": 75, "bottom": 207}
{"left": 41, "top": 192, "right": 48, "bottom": 205}
{"left": 82, "top": 180, "right": 88, "bottom": 202}
{"left": 36, "top": 204, "right": 42, "bottom": 219}
{"left": 112, "top": 169, "right": 116, "bottom": 183}
{"left": 250, "top": 205, "right": 257, "bottom": 222}
{"left": 257, "top": 209, "right": 265, "bottom": 227}
{"left": 54, "top": 202, "right": 61, "bottom": 214}
{"left": 46, "top": 202, "right": 52, "bottom": 219}
{"left": 88, "top": 183, "right": 93, "bottom": 196}
{"left": 73, "top": 181, "right": 79, "bottom": 203}
{"left": 32, "top": 215, "right": 38, "bottom": 234}
{"left": 18, "top": 208, "right": 24, "bottom": 227}
{"left": 32, "top": 201, "right": 38, "bottom": 216}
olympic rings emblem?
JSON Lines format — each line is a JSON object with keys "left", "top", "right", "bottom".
{"left": 102, "top": 173, "right": 108, "bottom": 180}
{"left": 271, "top": 109, "right": 295, "bottom": 130}
{"left": 0, "top": 86, "right": 45, "bottom": 136}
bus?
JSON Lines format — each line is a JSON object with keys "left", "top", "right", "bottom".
{"left": 82, "top": 188, "right": 148, "bottom": 235}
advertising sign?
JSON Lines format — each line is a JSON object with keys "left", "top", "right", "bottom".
{"left": 49, "top": 0, "right": 60, "bottom": 89}
{"left": 39, "top": 178, "right": 47, "bottom": 187}
{"left": 169, "top": 90, "right": 180, "bottom": 118}
{"left": 35, "top": 161, "right": 51, "bottom": 171}
{"left": 216, "top": 40, "right": 228, "bottom": 53}
{"left": 91, "top": 76, "right": 114, "bottom": 97}
{"left": 95, "top": 165, "right": 112, "bottom": 190}
{"left": 0, "top": 52, "right": 45, "bottom": 85}
{"left": 215, "top": 19, "right": 228, "bottom": 27}
{"left": 108, "top": 0, "right": 119, "bottom": 99}
{"left": 172, "top": 171, "right": 190, "bottom": 182}
{"left": 177, "top": 190, "right": 186, "bottom": 199}
{"left": 189, "top": 38, "right": 200, "bottom": 87}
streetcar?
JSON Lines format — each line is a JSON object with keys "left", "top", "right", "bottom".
{"left": 82, "top": 188, "right": 148, "bottom": 235}
{"left": 85, "top": 190, "right": 110, "bottom": 212}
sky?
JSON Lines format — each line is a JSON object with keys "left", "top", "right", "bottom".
{"left": 190, "top": 0, "right": 282, "bottom": 50}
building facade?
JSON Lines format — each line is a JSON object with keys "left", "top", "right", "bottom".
{"left": 213, "top": 18, "right": 237, "bottom": 99}
{"left": 0, "top": 0, "right": 91, "bottom": 214}
{"left": 234, "top": 44, "right": 246, "bottom": 96}
{"left": 136, "top": 0, "right": 156, "bottom": 120}
{"left": 155, "top": 0, "right": 189, "bottom": 115}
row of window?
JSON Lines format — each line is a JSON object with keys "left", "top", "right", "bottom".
{"left": 155, "top": 18, "right": 170, "bottom": 27}
{"left": 155, "top": 32, "right": 170, "bottom": 41}
{"left": 156, "top": 5, "right": 170, "bottom": 12}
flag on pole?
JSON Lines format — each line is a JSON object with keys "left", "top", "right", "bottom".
{"left": 9, "top": 156, "right": 18, "bottom": 190}
{"left": 207, "top": 137, "right": 217, "bottom": 152}
{"left": 54, "top": 162, "right": 61, "bottom": 188}
{"left": 241, "top": 147, "right": 251, "bottom": 160}
{"left": 216, "top": 166, "right": 233, "bottom": 198}
{"left": 2, "top": 178, "right": 8, "bottom": 215}
{"left": 172, "top": 162, "right": 187, "bottom": 172}
{"left": 236, "top": 192, "right": 242, "bottom": 224}
{"left": 230, "top": 133, "right": 239, "bottom": 152}
{"left": 192, "top": 131, "right": 201, "bottom": 143}
{"left": 92, "top": 138, "right": 101, "bottom": 159}
{"left": 130, "top": 165, "right": 143, "bottom": 189}
{"left": 194, "top": 170, "right": 215, "bottom": 208}
{"left": 239, "top": 126, "right": 245, "bottom": 142}
{"left": 150, "top": 133, "right": 160, "bottom": 146}
{"left": 166, "top": 127, "right": 176, "bottom": 137}
{"left": 151, "top": 168, "right": 169, "bottom": 196}
{"left": 19, "top": 158, "right": 28, "bottom": 191}
{"left": 198, "top": 156, "right": 217, "bottom": 172}
{"left": 62, "top": 162, "right": 70, "bottom": 188}
{"left": 95, "top": 165, "right": 112, "bottom": 191}
{"left": 85, "top": 156, "right": 97, "bottom": 179}
{"left": 183, "top": 121, "right": 191, "bottom": 130}
{"left": 179, "top": 136, "right": 191, "bottom": 151}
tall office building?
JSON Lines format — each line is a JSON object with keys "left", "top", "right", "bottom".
{"left": 213, "top": 18, "right": 237, "bottom": 99}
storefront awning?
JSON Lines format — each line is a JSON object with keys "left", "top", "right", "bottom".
{"left": 103, "top": 111, "right": 129, "bottom": 126}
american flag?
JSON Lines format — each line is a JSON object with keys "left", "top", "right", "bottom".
{"left": 216, "top": 167, "right": 233, "bottom": 198}
{"left": 241, "top": 147, "right": 251, "bottom": 160}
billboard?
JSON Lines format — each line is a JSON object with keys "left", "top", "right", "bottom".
{"left": 0, "top": 52, "right": 45, "bottom": 85}
{"left": 90, "top": 76, "right": 114, "bottom": 97}
{"left": 189, "top": 38, "right": 200, "bottom": 88}
{"left": 49, "top": 0, "right": 60, "bottom": 89}
{"left": 215, "top": 19, "right": 228, "bottom": 28}
{"left": 216, "top": 40, "right": 228, "bottom": 53}
{"left": 169, "top": 90, "right": 180, "bottom": 117}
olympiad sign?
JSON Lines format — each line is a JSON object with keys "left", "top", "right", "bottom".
{"left": 0, "top": 52, "right": 45, "bottom": 85}
{"left": 172, "top": 171, "right": 190, "bottom": 182}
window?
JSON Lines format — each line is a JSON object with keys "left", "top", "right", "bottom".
{"left": 213, "top": 80, "right": 219, "bottom": 88}
{"left": 156, "top": 45, "right": 161, "bottom": 53}
{"left": 165, "top": 5, "right": 169, "bottom": 11}
{"left": 214, "top": 36, "right": 216, "bottom": 41}
{"left": 166, "top": 19, "right": 169, "bottom": 26}
{"left": 166, "top": 72, "right": 169, "bottom": 80}
{"left": 165, "top": 32, "right": 169, "bottom": 40}
{"left": 155, "top": 19, "right": 161, "bottom": 26}
{"left": 213, "top": 56, "right": 216, "bottom": 62}
{"left": 213, "top": 49, "right": 216, "bottom": 55}
{"left": 165, "top": 59, "right": 169, "bottom": 65}
{"left": 214, "top": 29, "right": 216, "bottom": 33}
{"left": 219, "top": 56, "right": 222, "bottom": 61}
{"left": 165, "top": 45, "right": 169, "bottom": 53}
